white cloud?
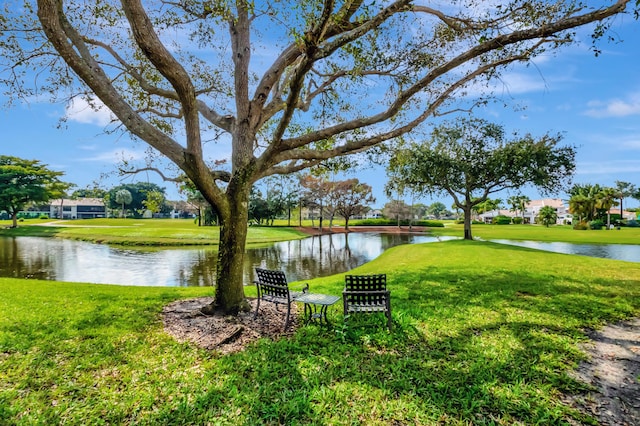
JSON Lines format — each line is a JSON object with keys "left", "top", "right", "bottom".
{"left": 78, "top": 148, "right": 146, "bottom": 163}
{"left": 584, "top": 92, "right": 640, "bottom": 118}
{"left": 577, "top": 159, "right": 640, "bottom": 175}
{"left": 65, "top": 97, "right": 116, "bottom": 126}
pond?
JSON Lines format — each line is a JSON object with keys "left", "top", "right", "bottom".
{"left": 2, "top": 234, "right": 638, "bottom": 287}
{"left": 490, "top": 239, "right": 640, "bottom": 263}
{"left": 0, "top": 233, "right": 452, "bottom": 287}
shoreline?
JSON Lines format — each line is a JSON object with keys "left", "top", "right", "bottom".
{"left": 294, "top": 225, "right": 431, "bottom": 235}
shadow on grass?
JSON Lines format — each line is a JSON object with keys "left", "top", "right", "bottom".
{"left": 141, "top": 264, "right": 640, "bottom": 424}
{"left": 0, "top": 225, "right": 63, "bottom": 237}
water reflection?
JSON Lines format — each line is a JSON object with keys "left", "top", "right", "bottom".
{"left": 0, "top": 233, "right": 448, "bottom": 287}
{"left": 490, "top": 239, "right": 640, "bottom": 263}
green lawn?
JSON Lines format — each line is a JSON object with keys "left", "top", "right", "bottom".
{"left": 0, "top": 218, "right": 308, "bottom": 246}
{"left": 432, "top": 222, "right": 640, "bottom": 244}
{"left": 2, "top": 240, "right": 639, "bottom": 424}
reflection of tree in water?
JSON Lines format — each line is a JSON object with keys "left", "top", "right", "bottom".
{"left": 245, "top": 234, "right": 369, "bottom": 282}
{"left": 0, "top": 237, "right": 56, "bottom": 280}
{"left": 173, "top": 249, "right": 217, "bottom": 287}
{"left": 379, "top": 234, "right": 414, "bottom": 250}
{"left": 0, "top": 233, "right": 432, "bottom": 287}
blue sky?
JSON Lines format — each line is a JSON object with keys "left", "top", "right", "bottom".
{"left": 1, "top": 10, "right": 639, "bottom": 210}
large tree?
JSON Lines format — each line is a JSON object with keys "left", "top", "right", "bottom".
{"left": 0, "top": 156, "right": 68, "bottom": 227}
{"left": 0, "top": 1, "right": 630, "bottom": 314}
{"left": 388, "top": 118, "right": 576, "bottom": 240}
{"left": 333, "top": 179, "right": 375, "bottom": 231}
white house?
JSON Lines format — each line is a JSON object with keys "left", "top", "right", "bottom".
{"left": 523, "top": 198, "right": 571, "bottom": 225}
{"left": 49, "top": 198, "right": 106, "bottom": 219}
{"left": 479, "top": 198, "right": 571, "bottom": 225}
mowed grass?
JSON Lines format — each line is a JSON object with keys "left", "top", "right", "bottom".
{"left": 432, "top": 222, "right": 640, "bottom": 244}
{"left": 0, "top": 218, "right": 308, "bottom": 246}
{"left": 1, "top": 240, "right": 639, "bottom": 424}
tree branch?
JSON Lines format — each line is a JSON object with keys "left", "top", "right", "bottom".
{"left": 36, "top": 0, "right": 187, "bottom": 167}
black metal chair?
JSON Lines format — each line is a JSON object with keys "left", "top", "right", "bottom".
{"left": 254, "top": 268, "right": 308, "bottom": 330}
{"left": 343, "top": 274, "right": 392, "bottom": 329}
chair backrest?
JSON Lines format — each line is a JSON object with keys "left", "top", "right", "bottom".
{"left": 255, "top": 268, "right": 290, "bottom": 299}
{"left": 344, "top": 274, "right": 387, "bottom": 305}
{"left": 345, "top": 274, "right": 386, "bottom": 291}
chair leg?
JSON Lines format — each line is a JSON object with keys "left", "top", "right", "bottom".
{"left": 386, "top": 300, "right": 392, "bottom": 330}
{"left": 284, "top": 302, "right": 291, "bottom": 330}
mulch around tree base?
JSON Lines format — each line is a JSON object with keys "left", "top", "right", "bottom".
{"left": 163, "top": 298, "right": 639, "bottom": 424}
{"left": 162, "top": 297, "right": 300, "bottom": 355}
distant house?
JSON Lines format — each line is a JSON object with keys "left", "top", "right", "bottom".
{"left": 364, "top": 209, "right": 383, "bottom": 219}
{"left": 479, "top": 198, "right": 571, "bottom": 225}
{"left": 478, "top": 209, "right": 513, "bottom": 224}
{"left": 606, "top": 208, "right": 636, "bottom": 221}
{"left": 49, "top": 198, "right": 106, "bottom": 219}
{"left": 524, "top": 198, "right": 571, "bottom": 225}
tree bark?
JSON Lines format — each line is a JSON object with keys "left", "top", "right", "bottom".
{"left": 202, "top": 187, "right": 251, "bottom": 315}
{"left": 463, "top": 207, "right": 473, "bottom": 240}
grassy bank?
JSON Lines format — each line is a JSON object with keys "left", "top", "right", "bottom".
{"left": 2, "top": 240, "right": 639, "bottom": 424}
{"left": 432, "top": 222, "right": 640, "bottom": 245}
{"left": 0, "top": 218, "right": 308, "bottom": 246}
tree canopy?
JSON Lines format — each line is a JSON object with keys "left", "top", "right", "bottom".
{"left": 0, "top": 0, "right": 631, "bottom": 313}
{"left": 568, "top": 183, "right": 619, "bottom": 225}
{"left": 108, "top": 182, "right": 167, "bottom": 217}
{"left": 0, "top": 155, "right": 68, "bottom": 227}
{"left": 388, "top": 118, "right": 576, "bottom": 239}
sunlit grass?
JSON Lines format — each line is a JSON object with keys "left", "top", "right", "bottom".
{"left": 2, "top": 240, "right": 639, "bottom": 424}
{"left": 431, "top": 222, "right": 640, "bottom": 244}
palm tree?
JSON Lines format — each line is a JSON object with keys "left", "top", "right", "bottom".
{"left": 538, "top": 205, "right": 557, "bottom": 227}
{"left": 596, "top": 187, "right": 619, "bottom": 229}
{"left": 568, "top": 184, "right": 602, "bottom": 222}
{"left": 614, "top": 181, "right": 636, "bottom": 222}
{"left": 115, "top": 189, "right": 132, "bottom": 218}
{"left": 508, "top": 194, "right": 530, "bottom": 223}
{"left": 569, "top": 194, "right": 591, "bottom": 223}
{"left": 507, "top": 195, "right": 520, "bottom": 218}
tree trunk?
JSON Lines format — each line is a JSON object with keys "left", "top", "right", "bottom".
{"left": 11, "top": 211, "right": 18, "bottom": 228}
{"left": 620, "top": 197, "right": 623, "bottom": 221}
{"left": 203, "top": 190, "right": 251, "bottom": 315}
{"left": 344, "top": 217, "right": 350, "bottom": 231}
{"left": 463, "top": 207, "right": 473, "bottom": 240}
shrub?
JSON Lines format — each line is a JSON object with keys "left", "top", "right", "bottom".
{"left": 573, "top": 222, "right": 588, "bottom": 230}
{"left": 351, "top": 218, "right": 444, "bottom": 227}
{"left": 493, "top": 215, "right": 512, "bottom": 225}
{"left": 588, "top": 219, "right": 604, "bottom": 230}
{"left": 627, "top": 219, "right": 639, "bottom": 228}
{"left": 512, "top": 217, "right": 523, "bottom": 224}
{"left": 39, "top": 215, "right": 49, "bottom": 219}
